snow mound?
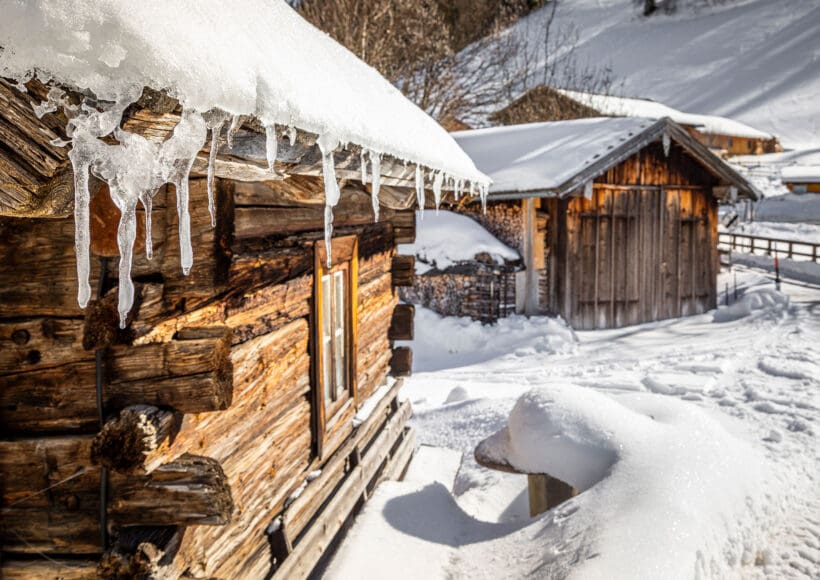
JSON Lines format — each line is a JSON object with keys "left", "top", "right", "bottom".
{"left": 713, "top": 287, "right": 789, "bottom": 323}
{"left": 403, "top": 307, "right": 577, "bottom": 373}
{"left": 399, "top": 210, "right": 520, "bottom": 273}
{"left": 478, "top": 385, "right": 770, "bottom": 578}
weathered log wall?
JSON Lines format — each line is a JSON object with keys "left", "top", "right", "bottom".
{"left": 552, "top": 141, "right": 719, "bottom": 329}
{"left": 1, "top": 173, "right": 416, "bottom": 578}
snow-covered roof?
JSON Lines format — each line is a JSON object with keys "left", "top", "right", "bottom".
{"left": 0, "top": 0, "right": 487, "bottom": 185}
{"left": 558, "top": 89, "right": 773, "bottom": 140}
{"left": 781, "top": 165, "right": 820, "bottom": 184}
{"left": 398, "top": 210, "right": 520, "bottom": 274}
{"left": 454, "top": 117, "right": 757, "bottom": 200}
{"left": 454, "top": 117, "right": 656, "bottom": 194}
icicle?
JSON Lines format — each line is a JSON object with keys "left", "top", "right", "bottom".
{"left": 226, "top": 115, "right": 241, "bottom": 150}
{"left": 139, "top": 191, "right": 153, "bottom": 260}
{"left": 317, "top": 134, "right": 341, "bottom": 267}
{"left": 114, "top": 192, "right": 138, "bottom": 328}
{"left": 469, "top": 180, "right": 475, "bottom": 199}
{"left": 360, "top": 149, "right": 368, "bottom": 185}
{"left": 432, "top": 171, "right": 443, "bottom": 212}
{"left": 370, "top": 151, "right": 381, "bottom": 222}
{"left": 265, "top": 124, "right": 278, "bottom": 174}
{"left": 584, "top": 180, "right": 594, "bottom": 199}
{"left": 207, "top": 120, "right": 225, "bottom": 227}
{"left": 69, "top": 155, "right": 92, "bottom": 308}
{"left": 286, "top": 126, "right": 296, "bottom": 147}
{"left": 662, "top": 131, "right": 671, "bottom": 157}
{"left": 454, "top": 179, "right": 463, "bottom": 201}
{"left": 480, "top": 183, "right": 488, "bottom": 213}
{"left": 415, "top": 165, "right": 425, "bottom": 218}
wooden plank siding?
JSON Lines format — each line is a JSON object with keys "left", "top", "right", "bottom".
{"left": 547, "top": 142, "right": 719, "bottom": 330}
{"left": 1, "top": 172, "right": 412, "bottom": 578}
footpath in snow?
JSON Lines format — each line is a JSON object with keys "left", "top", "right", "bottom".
{"left": 326, "top": 266, "right": 819, "bottom": 579}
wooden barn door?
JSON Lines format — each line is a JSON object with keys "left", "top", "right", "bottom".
{"left": 562, "top": 186, "right": 714, "bottom": 330}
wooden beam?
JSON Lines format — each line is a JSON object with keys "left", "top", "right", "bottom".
{"left": 391, "top": 255, "right": 415, "bottom": 287}
{"left": 91, "top": 405, "right": 182, "bottom": 474}
{"left": 1, "top": 435, "right": 232, "bottom": 554}
{"left": 108, "top": 454, "right": 233, "bottom": 527}
{"left": 388, "top": 304, "right": 414, "bottom": 341}
{"left": 1, "top": 326, "right": 234, "bottom": 434}
{"left": 389, "top": 347, "right": 413, "bottom": 377}
{"left": 1, "top": 559, "right": 99, "bottom": 580}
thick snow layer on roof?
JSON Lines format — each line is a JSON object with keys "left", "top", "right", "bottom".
{"left": 0, "top": 0, "right": 486, "bottom": 184}
{"left": 453, "top": 117, "right": 655, "bottom": 194}
{"left": 781, "top": 165, "right": 820, "bottom": 183}
{"left": 399, "top": 211, "right": 520, "bottom": 273}
{"left": 558, "top": 89, "right": 773, "bottom": 140}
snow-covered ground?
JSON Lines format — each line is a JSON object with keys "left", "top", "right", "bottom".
{"left": 327, "top": 266, "right": 819, "bottom": 579}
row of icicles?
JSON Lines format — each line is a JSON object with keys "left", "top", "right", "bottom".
{"left": 38, "top": 93, "right": 489, "bottom": 328}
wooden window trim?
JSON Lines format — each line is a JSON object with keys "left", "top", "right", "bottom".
{"left": 313, "top": 235, "right": 358, "bottom": 458}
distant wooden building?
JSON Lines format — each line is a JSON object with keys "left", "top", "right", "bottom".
{"left": 491, "top": 86, "right": 781, "bottom": 158}
{"left": 454, "top": 117, "right": 757, "bottom": 330}
{"left": 0, "top": 16, "right": 486, "bottom": 580}
{"left": 781, "top": 166, "right": 820, "bottom": 193}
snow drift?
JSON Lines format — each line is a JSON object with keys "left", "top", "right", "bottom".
{"left": 477, "top": 384, "right": 770, "bottom": 578}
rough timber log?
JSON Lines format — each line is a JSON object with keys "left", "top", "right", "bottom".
{"left": 388, "top": 304, "right": 415, "bottom": 340}
{"left": 92, "top": 405, "right": 181, "bottom": 474}
{"left": 0, "top": 433, "right": 232, "bottom": 553}
{"left": 1, "top": 559, "right": 99, "bottom": 580}
{"left": 1, "top": 326, "right": 234, "bottom": 433}
{"left": 0, "top": 78, "right": 73, "bottom": 217}
{"left": 108, "top": 455, "right": 233, "bottom": 526}
{"left": 391, "top": 254, "right": 415, "bottom": 287}
{"left": 389, "top": 346, "right": 413, "bottom": 377}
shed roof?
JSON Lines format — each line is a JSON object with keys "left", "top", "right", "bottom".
{"left": 556, "top": 89, "right": 773, "bottom": 141}
{"left": 453, "top": 117, "right": 757, "bottom": 200}
{"left": 0, "top": 0, "right": 487, "bottom": 186}
{"left": 781, "top": 165, "right": 820, "bottom": 184}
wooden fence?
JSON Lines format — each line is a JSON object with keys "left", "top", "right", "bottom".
{"left": 719, "top": 232, "right": 819, "bottom": 263}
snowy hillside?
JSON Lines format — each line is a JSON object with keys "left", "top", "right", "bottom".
{"left": 498, "top": 0, "right": 820, "bottom": 149}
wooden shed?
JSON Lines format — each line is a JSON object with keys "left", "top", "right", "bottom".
{"left": 491, "top": 86, "right": 781, "bottom": 158}
{"left": 781, "top": 166, "right": 820, "bottom": 193}
{"left": 454, "top": 117, "right": 758, "bottom": 330}
{"left": 0, "top": 4, "right": 488, "bottom": 578}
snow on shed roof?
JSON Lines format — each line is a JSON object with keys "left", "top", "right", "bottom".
{"left": 398, "top": 210, "right": 520, "bottom": 274}
{"left": 453, "top": 117, "right": 757, "bottom": 200}
{"left": 0, "top": 0, "right": 487, "bottom": 184}
{"left": 781, "top": 165, "right": 820, "bottom": 184}
{"left": 454, "top": 117, "right": 656, "bottom": 195}
{"left": 557, "top": 89, "right": 773, "bottom": 141}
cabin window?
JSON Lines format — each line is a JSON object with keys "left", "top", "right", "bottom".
{"left": 313, "top": 236, "right": 358, "bottom": 456}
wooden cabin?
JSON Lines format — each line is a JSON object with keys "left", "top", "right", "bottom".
{"left": 491, "top": 86, "right": 781, "bottom": 158}
{"left": 781, "top": 166, "right": 820, "bottom": 193}
{"left": 0, "top": 8, "right": 487, "bottom": 575}
{"left": 453, "top": 117, "right": 758, "bottom": 330}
